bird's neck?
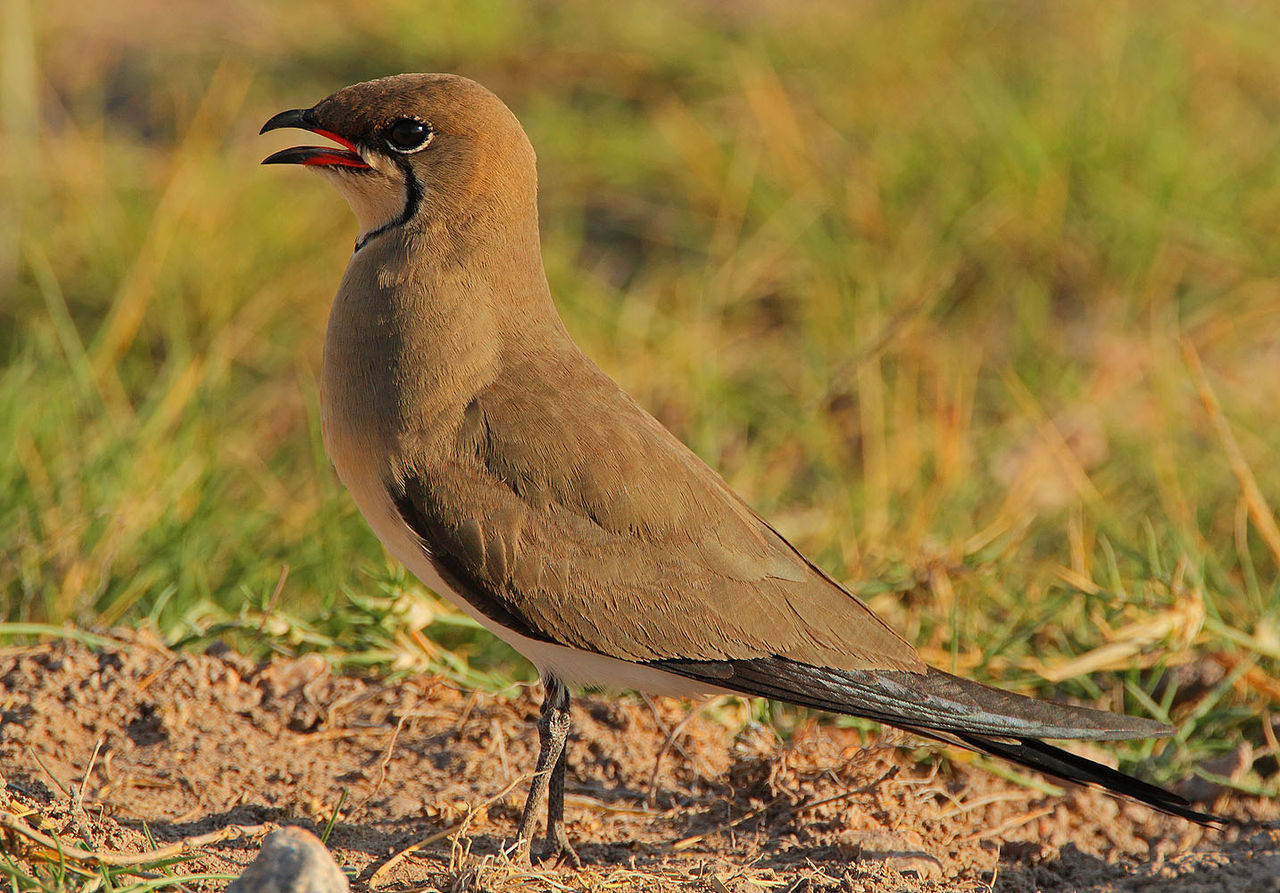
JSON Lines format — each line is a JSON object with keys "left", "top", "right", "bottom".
{"left": 320, "top": 212, "right": 568, "bottom": 478}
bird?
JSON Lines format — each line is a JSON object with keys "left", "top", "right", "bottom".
{"left": 260, "top": 73, "right": 1219, "bottom": 864}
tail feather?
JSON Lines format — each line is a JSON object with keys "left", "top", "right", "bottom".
{"left": 655, "top": 657, "right": 1172, "bottom": 740}
{"left": 650, "top": 655, "right": 1223, "bottom": 824}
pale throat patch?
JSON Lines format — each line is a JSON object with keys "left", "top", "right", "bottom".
{"left": 318, "top": 158, "right": 408, "bottom": 242}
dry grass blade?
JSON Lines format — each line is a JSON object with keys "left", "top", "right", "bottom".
{"left": 362, "top": 714, "right": 406, "bottom": 807}
{"left": 0, "top": 810, "right": 270, "bottom": 867}
{"left": 645, "top": 697, "right": 711, "bottom": 805}
{"left": 368, "top": 772, "right": 533, "bottom": 889}
{"left": 959, "top": 805, "right": 1056, "bottom": 842}
{"left": 1040, "top": 597, "right": 1204, "bottom": 682}
{"left": 1182, "top": 338, "right": 1280, "bottom": 571}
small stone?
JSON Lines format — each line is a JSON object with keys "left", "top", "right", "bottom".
{"left": 228, "top": 827, "right": 348, "bottom": 893}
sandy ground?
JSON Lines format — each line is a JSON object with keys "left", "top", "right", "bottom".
{"left": 1, "top": 632, "right": 1276, "bottom": 892}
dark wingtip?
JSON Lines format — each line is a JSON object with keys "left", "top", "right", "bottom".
{"left": 650, "top": 656, "right": 1222, "bottom": 826}
{"left": 958, "top": 732, "right": 1231, "bottom": 827}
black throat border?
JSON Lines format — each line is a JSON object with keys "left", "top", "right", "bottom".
{"left": 354, "top": 157, "right": 424, "bottom": 253}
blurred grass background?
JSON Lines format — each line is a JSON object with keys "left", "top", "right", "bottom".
{"left": 2, "top": 0, "right": 1279, "bottom": 794}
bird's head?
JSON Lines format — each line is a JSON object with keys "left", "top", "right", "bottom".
{"left": 261, "top": 73, "right": 537, "bottom": 249}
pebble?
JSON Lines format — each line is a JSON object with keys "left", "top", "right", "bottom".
{"left": 228, "top": 827, "right": 349, "bottom": 893}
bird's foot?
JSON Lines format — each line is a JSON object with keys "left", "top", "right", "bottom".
{"left": 535, "top": 831, "right": 581, "bottom": 869}
{"left": 503, "top": 833, "right": 580, "bottom": 869}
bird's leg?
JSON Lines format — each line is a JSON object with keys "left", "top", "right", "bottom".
{"left": 544, "top": 728, "right": 580, "bottom": 867}
{"left": 512, "top": 675, "right": 579, "bottom": 865}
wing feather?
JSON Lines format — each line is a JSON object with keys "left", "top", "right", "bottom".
{"left": 391, "top": 344, "right": 922, "bottom": 672}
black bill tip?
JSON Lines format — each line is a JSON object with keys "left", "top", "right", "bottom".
{"left": 259, "top": 106, "right": 370, "bottom": 169}
{"left": 260, "top": 107, "right": 315, "bottom": 136}
{"left": 262, "top": 146, "right": 324, "bottom": 165}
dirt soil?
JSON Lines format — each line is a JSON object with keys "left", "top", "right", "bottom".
{"left": 1, "top": 631, "right": 1276, "bottom": 892}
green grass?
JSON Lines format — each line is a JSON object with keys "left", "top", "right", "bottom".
{"left": 3, "top": 2, "right": 1280, "bottom": 883}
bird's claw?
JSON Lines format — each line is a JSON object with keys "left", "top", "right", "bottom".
{"left": 504, "top": 835, "right": 580, "bottom": 869}
{"left": 536, "top": 836, "right": 581, "bottom": 869}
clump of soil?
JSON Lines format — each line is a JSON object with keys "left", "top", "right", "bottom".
{"left": 0, "top": 631, "right": 1275, "bottom": 891}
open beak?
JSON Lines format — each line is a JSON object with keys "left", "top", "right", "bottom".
{"left": 260, "top": 108, "right": 372, "bottom": 169}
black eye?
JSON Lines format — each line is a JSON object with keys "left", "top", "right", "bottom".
{"left": 385, "top": 118, "right": 433, "bottom": 153}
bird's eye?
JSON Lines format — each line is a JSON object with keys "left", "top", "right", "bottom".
{"left": 384, "top": 118, "right": 433, "bottom": 153}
